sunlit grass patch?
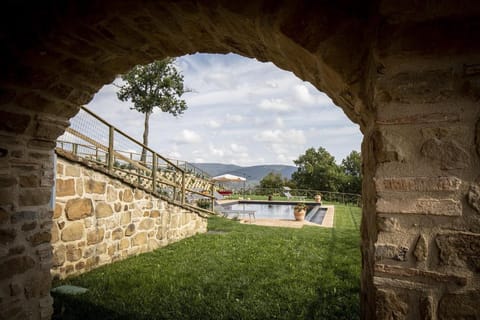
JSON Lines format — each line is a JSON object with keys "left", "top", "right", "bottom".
{"left": 53, "top": 204, "right": 361, "bottom": 320}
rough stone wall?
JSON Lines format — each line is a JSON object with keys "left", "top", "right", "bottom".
{"left": 0, "top": 115, "right": 65, "bottom": 319}
{"left": 52, "top": 156, "right": 207, "bottom": 280}
{"left": 364, "top": 4, "right": 480, "bottom": 318}
{"left": 0, "top": 1, "right": 479, "bottom": 319}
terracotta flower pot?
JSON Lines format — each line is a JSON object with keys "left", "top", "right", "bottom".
{"left": 294, "top": 208, "right": 306, "bottom": 221}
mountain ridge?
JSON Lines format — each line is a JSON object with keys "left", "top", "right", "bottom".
{"left": 190, "top": 163, "right": 297, "bottom": 185}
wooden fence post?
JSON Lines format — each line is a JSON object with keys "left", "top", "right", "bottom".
{"left": 152, "top": 153, "right": 157, "bottom": 193}
{"left": 108, "top": 126, "right": 114, "bottom": 173}
{"left": 181, "top": 171, "right": 186, "bottom": 205}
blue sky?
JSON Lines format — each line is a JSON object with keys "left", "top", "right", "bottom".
{"left": 85, "top": 53, "right": 362, "bottom": 166}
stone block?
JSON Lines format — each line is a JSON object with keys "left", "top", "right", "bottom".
{"left": 37, "top": 246, "right": 52, "bottom": 262}
{"left": 0, "top": 228, "right": 16, "bottom": 245}
{"left": 148, "top": 239, "right": 160, "bottom": 250}
{"left": 139, "top": 218, "right": 154, "bottom": 230}
{"left": 413, "top": 235, "right": 427, "bottom": 262}
{"left": 377, "top": 216, "right": 399, "bottom": 232}
{"left": 0, "top": 186, "right": 15, "bottom": 205}
{"left": 57, "top": 162, "right": 64, "bottom": 175}
{"left": 438, "top": 291, "right": 480, "bottom": 319}
{"left": 123, "top": 189, "right": 133, "bottom": 202}
{"left": 65, "top": 265, "right": 74, "bottom": 274}
{"left": 28, "top": 138, "right": 56, "bottom": 150}
{"left": 387, "top": 69, "right": 455, "bottom": 104}
{"left": 119, "top": 238, "right": 130, "bottom": 249}
{"left": 19, "top": 188, "right": 51, "bottom": 206}
{"left": 66, "top": 244, "right": 82, "bottom": 262}
{"left": 436, "top": 232, "right": 480, "bottom": 271}
{"left": 76, "top": 178, "right": 83, "bottom": 196}
{"left": 114, "top": 202, "right": 122, "bottom": 212}
{"left": 377, "top": 198, "right": 462, "bottom": 216}
{"left": 375, "top": 176, "right": 462, "bottom": 192}
{"left": 9, "top": 245, "right": 25, "bottom": 255}
{"left": 125, "top": 224, "right": 135, "bottom": 236}
{"left": 419, "top": 295, "right": 433, "bottom": 320}
{"left": 107, "top": 186, "right": 117, "bottom": 201}
{"left": 467, "top": 180, "right": 480, "bottom": 214}
{"left": 0, "top": 256, "right": 35, "bottom": 280}
{"left": 375, "top": 243, "right": 408, "bottom": 261}
{"left": 65, "top": 198, "right": 93, "bottom": 220}
{"left": 65, "top": 165, "right": 81, "bottom": 177}
{"left": 87, "top": 228, "right": 105, "bottom": 245}
{"left": 19, "top": 175, "right": 39, "bottom": 188}
{"left": 134, "top": 189, "right": 143, "bottom": 200}
{"left": 51, "top": 223, "right": 59, "bottom": 243}
{"left": 112, "top": 228, "right": 123, "bottom": 240}
{"left": 95, "top": 202, "right": 113, "bottom": 218}
{"left": 132, "top": 208, "right": 143, "bottom": 218}
{"left": 75, "top": 261, "right": 85, "bottom": 271}
{"left": 150, "top": 210, "right": 160, "bottom": 218}
{"left": 421, "top": 138, "right": 469, "bottom": 170}
{"left": 120, "top": 211, "right": 131, "bottom": 225}
{"left": 56, "top": 179, "right": 75, "bottom": 197}
{"left": 34, "top": 116, "right": 69, "bottom": 140}
{"left": 0, "top": 175, "right": 17, "bottom": 188}
{"left": 96, "top": 243, "right": 107, "bottom": 255}
{"left": 61, "top": 222, "right": 84, "bottom": 241}
{"left": 85, "top": 179, "right": 106, "bottom": 194}
{"left": 0, "top": 110, "right": 31, "bottom": 134}
{"left": 53, "top": 203, "right": 63, "bottom": 219}
{"left": 372, "top": 130, "right": 405, "bottom": 163}
{"left": 28, "top": 231, "right": 51, "bottom": 246}
{"left": 375, "top": 289, "right": 407, "bottom": 320}
{"left": 132, "top": 232, "right": 147, "bottom": 246}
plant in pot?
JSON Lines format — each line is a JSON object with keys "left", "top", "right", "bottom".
{"left": 293, "top": 203, "right": 307, "bottom": 221}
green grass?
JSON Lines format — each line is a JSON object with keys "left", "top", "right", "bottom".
{"left": 52, "top": 205, "right": 361, "bottom": 320}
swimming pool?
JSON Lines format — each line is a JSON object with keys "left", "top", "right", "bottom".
{"left": 221, "top": 201, "right": 327, "bottom": 225}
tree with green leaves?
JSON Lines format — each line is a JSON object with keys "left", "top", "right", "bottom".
{"left": 117, "top": 58, "right": 188, "bottom": 162}
{"left": 291, "top": 147, "right": 343, "bottom": 192}
{"left": 340, "top": 150, "right": 362, "bottom": 194}
{"left": 259, "top": 171, "right": 285, "bottom": 189}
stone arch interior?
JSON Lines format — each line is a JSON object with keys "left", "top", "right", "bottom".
{"left": 3, "top": 1, "right": 479, "bottom": 319}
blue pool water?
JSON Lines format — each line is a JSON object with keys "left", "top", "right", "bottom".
{"left": 221, "top": 202, "right": 326, "bottom": 224}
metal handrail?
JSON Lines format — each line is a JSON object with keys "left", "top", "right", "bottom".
{"left": 56, "top": 107, "right": 216, "bottom": 214}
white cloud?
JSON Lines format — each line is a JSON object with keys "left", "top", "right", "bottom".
{"left": 294, "top": 84, "right": 315, "bottom": 105}
{"left": 209, "top": 144, "right": 225, "bottom": 157}
{"left": 255, "top": 129, "right": 306, "bottom": 145}
{"left": 206, "top": 119, "right": 221, "bottom": 128}
{"left": 265, "top": 80, "right": 278, "bottom": 88}
{"left": 225, "top": 114, "right": 244, "bottom": 123}
{"left": 258, "top": 98, "right": 292, "bottom": 112}
{"left": 275, "top": 117, "right": 284, "bottom": 127}
{"left": 174, "top": 129, "right": 201, "bottom": 144}
{"left": 230, "top": 143, "right": 247, "bottom": 153}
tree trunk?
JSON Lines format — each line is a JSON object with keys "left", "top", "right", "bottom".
{"left": 141, "top": 111, "right": 151, "bottom": 163}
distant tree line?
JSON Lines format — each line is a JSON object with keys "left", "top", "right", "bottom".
{"left": 259, "top": 148, "right": 362, "bottom": 194}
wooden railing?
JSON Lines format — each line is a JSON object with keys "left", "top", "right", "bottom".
{"left": 56, "top": 107, "right": 216, "bottom": 214}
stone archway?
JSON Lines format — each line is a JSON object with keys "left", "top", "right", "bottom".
{"left": 1, "top": 1, "right": 479, "bottom": 319}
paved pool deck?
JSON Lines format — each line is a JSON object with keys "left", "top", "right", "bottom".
{"left": 217, "top": 202, "right": 335, "bottom": 229}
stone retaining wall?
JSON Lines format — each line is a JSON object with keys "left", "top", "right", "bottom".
{"left": 52, "top": 155, "right": 207, "bottom": 280}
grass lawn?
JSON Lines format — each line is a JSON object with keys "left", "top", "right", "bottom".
{"left": 52, "top": 204, "right": 361, "bottom": 320}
